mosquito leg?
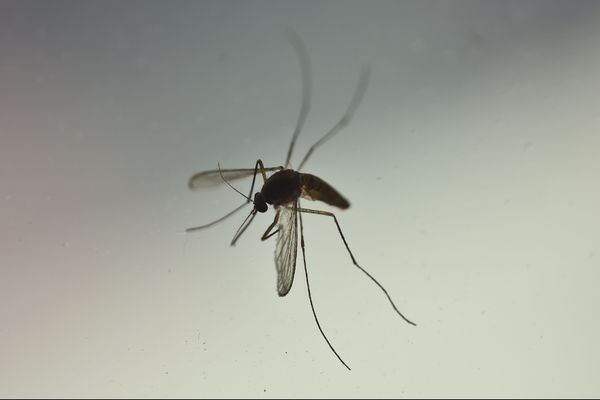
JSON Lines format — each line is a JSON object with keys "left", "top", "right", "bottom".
{"left": 249, "top": 159, "right": 285, "bottom": 199}
{"left": 186, "top": 202, "right": 249, "bottom": 233}
{"left": 186, "top": 162, "right": 282, "bottom": 234}
{"left": 290, "top": 206, "right": 416, "bottom": 326}
{"left": 230, "top": 209, "right": 257, "bottom": 246}
{"left": 284, "top": 29, "right": 311, "bottom": 168}
{"left": 298, "top": 207, "right": 351, "bottom": 370}
{"left": 297, "top": 66, "right": 370, "bottom": 171}
{"left": 249, "top": 159, "right": 268, "bottom": 200}
{"left": 261, "top": 208, "right": 281, "bottom": 241}
{"left": 246, "top": 160, "right": 262, "bottom": 203}
{"left": 225, "top": 162, "right": 282, "bottom": 245}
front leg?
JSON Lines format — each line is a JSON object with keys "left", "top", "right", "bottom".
{"left": 248, "top": 159, "right": 282, "bottom": 201}
{"left": 261, "top": 208, "right": 281, "bottom": 241}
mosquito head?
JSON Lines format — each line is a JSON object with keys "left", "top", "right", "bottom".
{"left": 253, "top": 192, "right": 268, "bottom": 213}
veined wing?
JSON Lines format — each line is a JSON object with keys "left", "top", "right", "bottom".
{"left": 188, "top": 167, "right": 281, "bottom": 189}
{"left": 275, "top": 202, "right": 298, "bottom": 296}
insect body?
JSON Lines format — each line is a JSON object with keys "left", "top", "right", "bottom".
{"left": 187, "top": 32, "right": 415, "bottom": 370}
{"left": 261, "top": 169, "right": 349, "bottom": 210}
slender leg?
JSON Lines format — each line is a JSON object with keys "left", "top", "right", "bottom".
{"left": 225, "top": 161, "right": 283, "bottom": 245}
{"left": 290, "top": 206, "right": 416, "bottom": 326}
{"left": 225, "top": 159, "right": 283, "bottom": 204}
{"left": 187, "top": 160, "right": 268, "bottom": 233}
{"left": 297, "top": 66, "right": 370, "bottom": 171}
{"left": 261, "top": 208, "right": 281, "bottom": 241}
{"left": 186, "top": 202, "right": 249, "bottom": 233}
{"left": 248, "top": 159, "right": 282, "bottom": 200}
{"left": 237, "top": 160, "right": 284, "bottom": 243}
{"left": 284, "top": 29, "right": 311, "bottom": 169}
{"left": 230, "top": 209, "right": 257, "bottom": 246}
{"left": 298, "top": 207, "right": 351, "bottom": 370}
{"left": 186, "top": 161, "right": 282, "bottom": 234}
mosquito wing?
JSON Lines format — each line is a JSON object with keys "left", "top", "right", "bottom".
{"left": 188, "top": 167, "right": 280, "bottom": 189}
{"left": 275, "top": 202, "right": 298, "bottom": 296}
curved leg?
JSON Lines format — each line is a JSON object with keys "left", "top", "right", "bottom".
{"left": 298, "top": 208, "right": 351, "bottom": 370}
{"left": 290, "top": 205, "right": 416, "bottom": 326}
{"left": 186, "top": 160, "right": 282, "bottom": 233}
{"left": 297, "top": 66, "right": 370, "bottom": 171}
{"left": 261, "top": 208, "right": 281, "bottom": 241}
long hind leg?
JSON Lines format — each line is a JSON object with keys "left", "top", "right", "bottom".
{"left": 290, "top": 205, "right": 416, "bottom": 326}
{"left": 297, "top": 207, "right": 351, "bottom": 370}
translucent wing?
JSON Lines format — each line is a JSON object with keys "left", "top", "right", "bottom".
{"left": 188, "top": 167, "right": 281, "bottom": 189}
{"left": 275, "top": 202, "right": 298, "bottom": 296}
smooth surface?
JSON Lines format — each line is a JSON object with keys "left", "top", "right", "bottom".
{"left": 1, "top": 1, "right": 599, "bottom": 397}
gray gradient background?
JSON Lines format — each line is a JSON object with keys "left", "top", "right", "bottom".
{"left": 1, "top": 0, "right": 599, "bottom": 397}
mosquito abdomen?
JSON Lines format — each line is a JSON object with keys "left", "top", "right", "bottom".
{"left": 299, "top": 173, "right": 350, "bottom": 209}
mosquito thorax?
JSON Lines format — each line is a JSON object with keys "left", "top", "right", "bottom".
{"left": 253, "top": 192, "right": 268, "bottom": 213}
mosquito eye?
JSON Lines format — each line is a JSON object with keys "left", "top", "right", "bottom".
{"left": 257, "top": 202, "right": 268, "bottom": 213}
{"left": 254, "top": 193, "right": 268, "bottom": 213}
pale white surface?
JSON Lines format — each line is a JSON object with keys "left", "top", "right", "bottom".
{"left": 1, "top": 1, "right": 599, "bottom": 397}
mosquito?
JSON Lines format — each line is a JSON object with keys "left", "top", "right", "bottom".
{"left": 186, "top": 31, "right": 415, "bottom": 370}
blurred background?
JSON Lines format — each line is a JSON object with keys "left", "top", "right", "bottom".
{"left": 1, "top": 0, "right": 599, "bottom": 397}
